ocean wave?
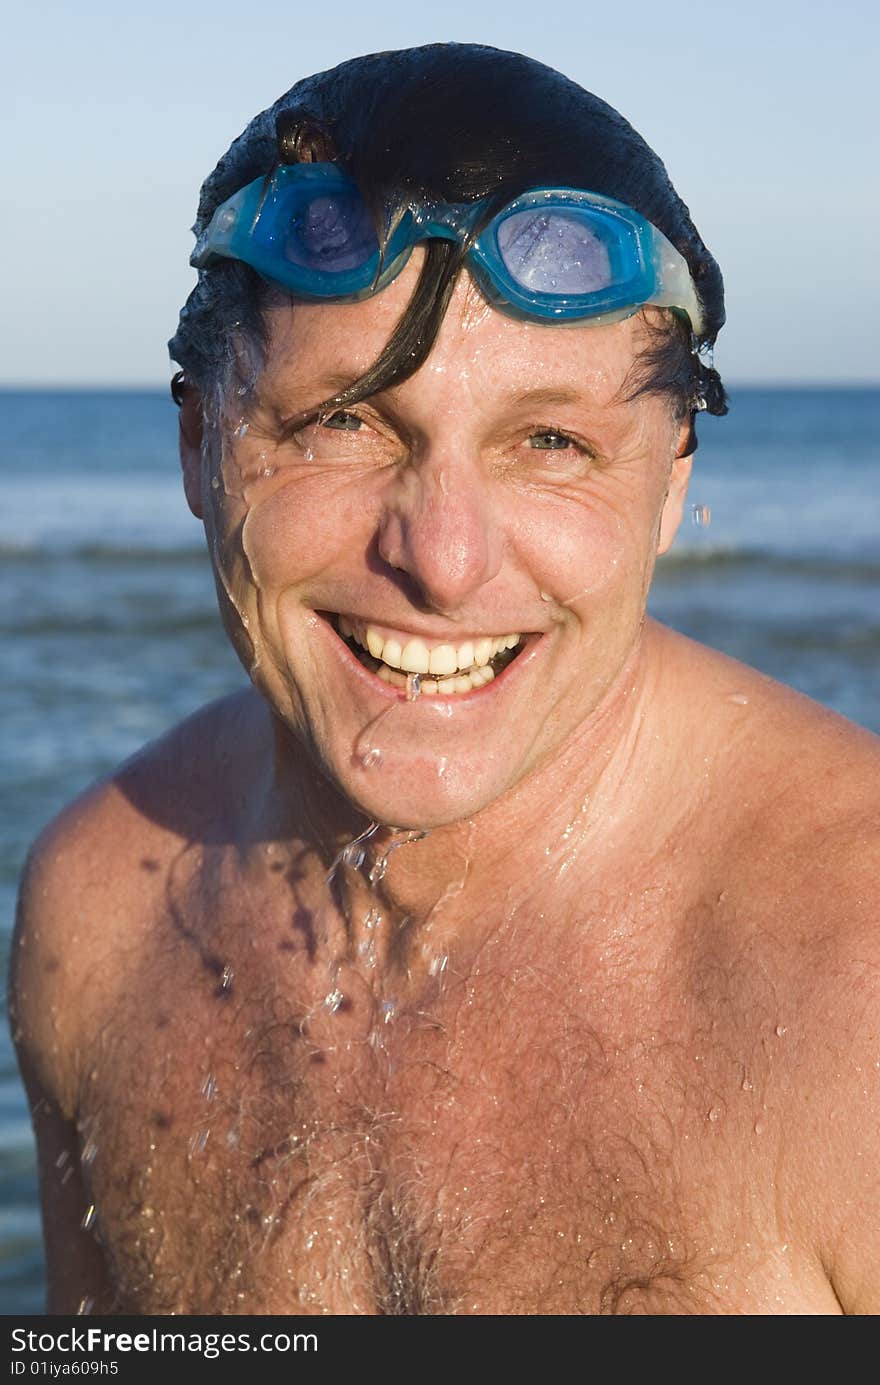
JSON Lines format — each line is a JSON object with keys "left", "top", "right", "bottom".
{"left": 0, "top": 540, "right": 206, "bottom": 562}
{"left": 4, "top": 538, "right": 876, "bottom": 583}
{"left": 1, "top": 611, "right": 221, "bottom": 637}
{"left": 657, "top": 545, "right": 880, "bottom": 582}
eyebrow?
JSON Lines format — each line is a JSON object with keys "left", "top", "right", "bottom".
{"left": 498, "top": 386, "right": 593, "bottom": 411}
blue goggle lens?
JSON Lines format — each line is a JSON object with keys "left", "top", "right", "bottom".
{"left": 279, "top": 189, "right": 379, "bottom": 274}
{"left": 493, "top": 208, "right": 614, "bottom": 295}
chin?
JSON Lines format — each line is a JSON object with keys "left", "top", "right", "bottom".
{"left": 319, "top": 738, "right": 521, "bottom": 832}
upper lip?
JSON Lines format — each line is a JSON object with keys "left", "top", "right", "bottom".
{"left": 325, "top": 611, "right": 539, "bottom": 643}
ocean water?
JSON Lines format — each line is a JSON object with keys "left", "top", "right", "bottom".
{"left": 1, "top": 386, "right": 877, "bottom": 1312}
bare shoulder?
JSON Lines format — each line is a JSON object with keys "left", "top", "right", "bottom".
{"left": 9, "top": 688, "right": 266, "bottom": 1112}
{"left": 666, "top": 629, "right": 880, "bottom": 1310}
{"left": 658, "top": 622, "right": 880, "bottom": 831}
{"left": 669, "top": 623, "right": 879, "bottom": 944}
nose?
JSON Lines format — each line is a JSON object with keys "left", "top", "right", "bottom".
{"left": 376, "top": 450, "right": 503, "bottom": 613}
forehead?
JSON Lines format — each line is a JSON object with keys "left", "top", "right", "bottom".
{"left": 252, "top": 255, "right": 654, "bottom": 417}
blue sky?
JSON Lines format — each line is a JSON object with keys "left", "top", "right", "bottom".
{"left": 3, "top": 0, "right": 877, "bottom": 385}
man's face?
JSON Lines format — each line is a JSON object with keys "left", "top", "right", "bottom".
{"left": 185, "top": 261, "right": 691, "bottom": 828}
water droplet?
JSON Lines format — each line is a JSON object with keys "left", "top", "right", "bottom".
{"left": 235, "top": 421, "right": 249, "bottom": 439}
{"left": 210, "top": 474, "right": 220, "bottom": 490}
{"left": 76, "top": 1297, "right": 94, "bottom": 1316}
{"left": 406, "top": 672, "right": 421, "bottom": 701}
{"left": 775, "top": 1024, "right": 787, "bottom": 1038}
{"left": 368, "top": 829, "right": 428, "bottom": 886}
{"left": 381, "top": 999, "right": 397, "bottom": 1025}
{"left": 741, "top": 1077, "right": 754, "bottom": 1092}
{"left": 259, "top": 465, "right": 277, "bottom": 479}
{"left": 329, "top": 821, "right": 381, "bottom": 880}
{"left": 357, "top": 938, "right": 377, "bottom": 967}
{"left": 81, "top": 1203, "right": 96, "bottom": 1232}
{"left": 201, "top": 1073, "right": 217, "bottom": 1102}
{"left": 369, "top": 855, "right": 389, "bottom": 885}
{"left": 80, "top": 1135, "right": 98, "bottom": 1168}
{"left": 691, "top": 503, "right": 712, "bottom": 527}
{"left": 188, "top": 1129, "right": 210, "bottom": 1156}
{"left": 707, "top": 1106, "right": 722, "bottom": 1122}
{"left": 754, "top": 1120, "right": 764, "bottom": 1136}
{"left": 727, "top": 692, "right": 749, "bottom": 706}
{"left": 220, "top": 963, "right": 235, "bottom": 991}
{"left": 359, "top": 747, "right": 382, "bottom": 770}
{"left": 428, "top": 952, "right": 449, "bottom": 977}
{"left": 323, "top": 987, "right": 344, "bottom": 1014}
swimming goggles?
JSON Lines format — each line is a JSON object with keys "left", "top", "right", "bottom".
{"left": 192, "top": 162, "right": 704, "bottom": 334}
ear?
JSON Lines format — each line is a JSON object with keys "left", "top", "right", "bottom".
{"left": 177, "top": 380, "right": 205, "bottom": 519}
{"left": 657, "top": 424, "right": 694, "bottom": 555}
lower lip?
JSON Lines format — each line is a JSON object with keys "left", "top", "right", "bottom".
{"left": 315, "top": 613, "right": 544, "bottom": 705}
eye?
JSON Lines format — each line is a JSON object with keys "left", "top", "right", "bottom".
{"left": 528, "top": 429, "right": 575, "bottom": 450}
{"left": 322, "top": 410, "right": 363, "bottom": 431}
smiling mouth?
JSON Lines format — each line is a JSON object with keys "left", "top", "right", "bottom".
{"left": 327, "top": 613, "right": 526, "bottom": 696}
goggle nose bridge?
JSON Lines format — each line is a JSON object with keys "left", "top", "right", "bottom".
{"left": 405, "top": 198, "right": 489, "bottom": 245}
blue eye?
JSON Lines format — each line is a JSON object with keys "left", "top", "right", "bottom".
{"left": 322, "top": 411, "right": 363, "bottom": 431}
{"left": 528, "top": 430, "right": 574, "bottom": 450}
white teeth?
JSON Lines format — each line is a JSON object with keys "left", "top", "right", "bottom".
{"left": 474, "top": 637, "right": 493, "bottom": 667}
{"left": 336, "top": 616, "right": 520, "bottom": 694}
{"left": 428, "top": 644, "right": 458, "bottom": 676}
{"left": 376, "top": 664, "right": 406, "bottom": 688}
{"left": 375, "top": 660, "right": 498, "bottom": 697}
{"left": 352, "top": 622, "right": 520, "bottom": 673}
{"left": 382, "top": 638, "right": 402, "bottom": 669}
{"left": 400, "top": 638, "right": 431, "bottom": 674}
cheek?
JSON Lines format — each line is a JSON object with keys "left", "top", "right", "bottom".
{"left": 507, "top": 481, "right": 660, "bottom": 609}
{"left": 237, "top": 469, "right": 373, "bottom": 592}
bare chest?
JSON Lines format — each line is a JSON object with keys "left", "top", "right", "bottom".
{"left": 79, "top": 884, "right": 824, "bottom": 1315}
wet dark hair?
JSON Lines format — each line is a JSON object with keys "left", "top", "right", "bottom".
{"left": 170, "top": 44, "right": 728, "bottom": 447}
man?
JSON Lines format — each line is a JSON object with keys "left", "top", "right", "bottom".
{"left": 10, "top": 45, "right": 880, "bottom": 1315}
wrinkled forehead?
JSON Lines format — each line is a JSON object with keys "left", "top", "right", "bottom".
{"left": 245, "top": 258, "right": 658, "bottom": 422}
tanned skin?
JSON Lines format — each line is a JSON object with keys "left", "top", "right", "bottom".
{"left": 11, "top": 266, "right": 880, "bottom": 1314}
